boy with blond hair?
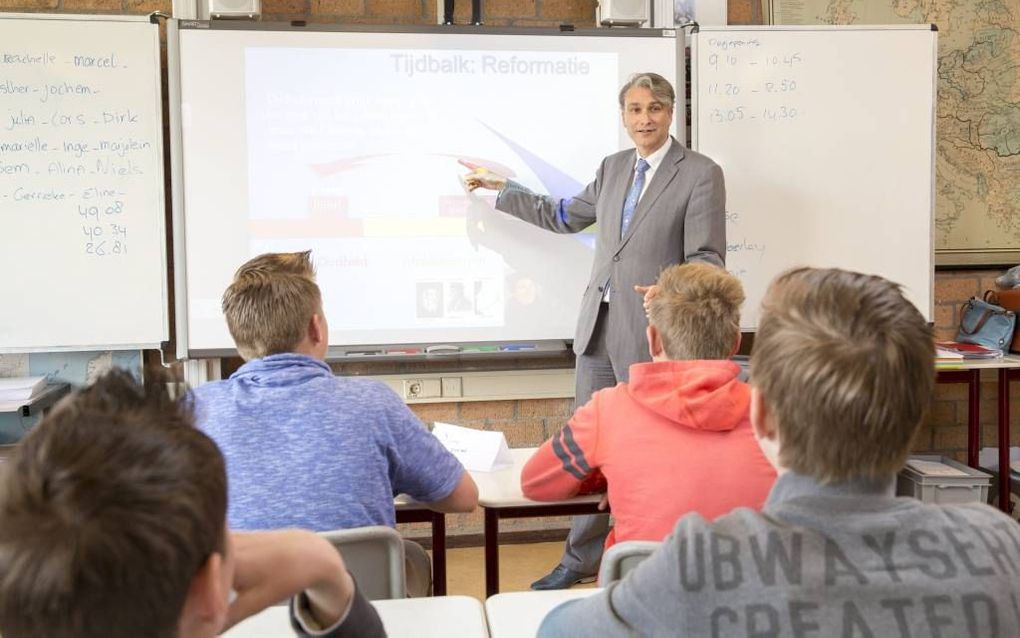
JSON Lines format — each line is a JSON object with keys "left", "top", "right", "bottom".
{"left": 0, "top": 370, "right": 383, "bottom": 638}
{"left": 539, "top": 267, "right": 1020, "bottom": 636}
{"left": 521, "top": 262, "right": 776, "bottom": 565}
{"left": 193, "top": 252, "right": 477, "bottom": 593}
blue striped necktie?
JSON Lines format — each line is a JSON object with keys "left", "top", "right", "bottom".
{"left": 621, "top": 158, "right": 650, "bottom": 238}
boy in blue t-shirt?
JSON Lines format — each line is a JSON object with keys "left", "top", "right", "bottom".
{"left": 192, "top": 251, "right": 477, "bottom": 594}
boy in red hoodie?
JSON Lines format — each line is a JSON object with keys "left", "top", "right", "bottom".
{"left": 521, "top": 262, "right": 776, "bottom": 557}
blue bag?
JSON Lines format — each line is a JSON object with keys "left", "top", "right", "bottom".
{"left": 956, "top": 293, "right": 1017, "bottom": 353}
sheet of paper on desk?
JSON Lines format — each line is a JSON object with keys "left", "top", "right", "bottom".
{"left": 0, "top": 376, "right": 46, "bottom": 402}
{"left": 905, "top": 459, "right": 969, "bottom": 477}
{"left": 432, "top": 422, "right": 513, "bottom": 472}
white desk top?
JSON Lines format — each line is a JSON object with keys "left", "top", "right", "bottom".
{"left": 485, "top": 589, "right": 600, "bottom": 638}
{"left": 937, "top": 353, "right": 1020, "bottom": 371}
{"left": 373, "top": 596, "right": 488, "bottom": 637}
{"left": 470, "top": 447, "right": 603, "bottom": 509}
{"left": 223, "top": 595, "right": 488, "bottom": 638}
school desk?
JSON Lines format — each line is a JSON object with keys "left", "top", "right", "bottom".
{"left": 485, "top": 589, "right": 599, "bottom": 638}
{"left": 222, "top": 595, "right": 488, "bottom": 637}
{"left": 471, "top": 447, "right": 604, "bottom": 597}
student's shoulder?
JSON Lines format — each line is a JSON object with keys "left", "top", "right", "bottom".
{"left": 330, "top": 374, "right": 396, "bottom": 395}
{"left": 329, "top": 376, "right": 410, "bottom": 412}
{"left": 189, "top": 378, "right": 229, "bottom": 403}
{"left": 590, "top": 381, "right": 628, "bottom": 405}
{"left": 937, "top": 500, "right": 1020, "bottom": 530}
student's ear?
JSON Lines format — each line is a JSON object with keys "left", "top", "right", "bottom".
{"left": 179, "top": 552, "right": 228, "bottom": 637}
{"left": 749, "top": 387, "right": 775, "bottom": 441}
{"left": 308, "top": 313, "right": 327, "bottom": 346}
{"left": 750, "top": 387, "right": 784, "bottom": 472}
{"left": 729, "top": 332, "right": 742, "bottom": 358}
{"left": 646, "top": 325, "right": 665, "bottom": 360}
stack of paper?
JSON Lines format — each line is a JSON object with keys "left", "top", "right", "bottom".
{"left": 0, "top": 376, "right": 47, "bottom": 403}
{"left": 934, "top": 341, "right": 1001, "bottom": 360}
{"left": 431, "top": 422, "right": 513, "bottom": 472}
{"left": 935, "top": 346, "right": 964, "bottom": 361}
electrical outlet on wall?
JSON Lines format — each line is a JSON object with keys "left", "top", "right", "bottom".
{"left": 404, "top": 378, "right": 441, "bottom": 399}
{"left": 404, "top": 379, "right": 424, "bottom": 399}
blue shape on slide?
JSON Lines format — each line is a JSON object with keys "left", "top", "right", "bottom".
{"left": 480, "top": 123, "right": 583, "bottom": 200}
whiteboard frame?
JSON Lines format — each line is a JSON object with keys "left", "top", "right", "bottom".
{"left": 0, "top": 13, "right": 170, "bottom": 354}
{"left": 167, "top": 20, "right": 686, "bottom": 360}
{"left": 690, "top": 24, "right": 936, "bottom": 329}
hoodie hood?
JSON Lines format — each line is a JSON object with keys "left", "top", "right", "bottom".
{"left": 626, "top": 360, "right": 749, "bottom": 432}
{"left": 230, "top": 353, "right": 332, "bottom": 387}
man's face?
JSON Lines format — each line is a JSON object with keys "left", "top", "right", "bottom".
{"left": 621, "top": 86, "right": 673, "bottom": 157}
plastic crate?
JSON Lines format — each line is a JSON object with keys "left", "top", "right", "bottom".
{"left": 896, "top": 456, "right": 992, "bottom": 505}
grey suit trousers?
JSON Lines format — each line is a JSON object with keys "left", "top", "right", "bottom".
{"left": 560, "top": 303, "right": 627, "bottom": 574}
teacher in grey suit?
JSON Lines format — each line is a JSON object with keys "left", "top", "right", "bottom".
{"left": 463, "top": 72, "right": 726, "bottom": 589}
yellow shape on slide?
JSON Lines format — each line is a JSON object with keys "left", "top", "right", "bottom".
{"left": 363, "top": 217, "right": 466, "bottom": 237}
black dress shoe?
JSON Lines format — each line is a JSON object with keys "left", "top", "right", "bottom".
{"left": 530, "top": 565, "right": 597, "bottom": 590}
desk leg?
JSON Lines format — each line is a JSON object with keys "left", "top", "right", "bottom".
{"left": 999, "top": 368, "right": 1012, "bottom": 514}
{"left": 485, "top": 509, "right": 500, "bottom": 597}
{"left": 432, "top": 513, "right": 447, "bottom": 595}
{"left": 968, "top": 369, "right": 981, "bottom": 469}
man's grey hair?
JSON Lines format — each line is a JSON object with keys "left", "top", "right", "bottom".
{"left": 618, "top": 73, "right": 676, "bottom": 109}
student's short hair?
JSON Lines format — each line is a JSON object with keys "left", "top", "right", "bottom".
{"left": 647, "top": 262, "right": 743, "bottom": 360}
{"left": 751, "top": 267, "right": 934, "bottom": 483}
{"left": 618, "top": 72, "right": 676, "bottom": 110}
{"left": 0, "top": 369, "right": 227, "bottom": 638}
{"left": 222, "top": 251, "right": 322, "bottom": 360}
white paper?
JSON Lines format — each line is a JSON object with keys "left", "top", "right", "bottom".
{"left": 905, "top": 459, "right": 969, "bottom": 477}
{"left": 431, "top": 422, "right": 513, "bottom": 472}
{"left": 0, "top": 376, "right": 47, "bottom": 402}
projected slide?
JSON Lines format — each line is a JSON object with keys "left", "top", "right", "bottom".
{"left": 242, "top": 47, "right": 612, "bottom": 340}
{"left": 176, "top": 28, "right": 678, "bottom": 351}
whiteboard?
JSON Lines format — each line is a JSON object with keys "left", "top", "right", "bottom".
{"left": 0, "top": 14, "right": 168, "bottom": 352}
{"left": 692, "top": 26, "right": 936, "bottom": 329}
{"left": 169, "top": 23, "right": 680, "bottom": 357}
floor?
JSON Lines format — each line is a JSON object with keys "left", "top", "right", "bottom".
{"left": 439, "top": 541, "right": 596, "bottom": 602}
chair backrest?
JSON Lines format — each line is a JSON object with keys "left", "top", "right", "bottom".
{"left": 319, "top": 526, "right": 406, "bottom": 600}
{"left": 597, "top": 540, "right": 661, "bottom": 584}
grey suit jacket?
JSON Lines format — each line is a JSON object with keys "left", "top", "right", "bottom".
{"left": 495, "top": 138, "right": 726, "bottom": 372}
